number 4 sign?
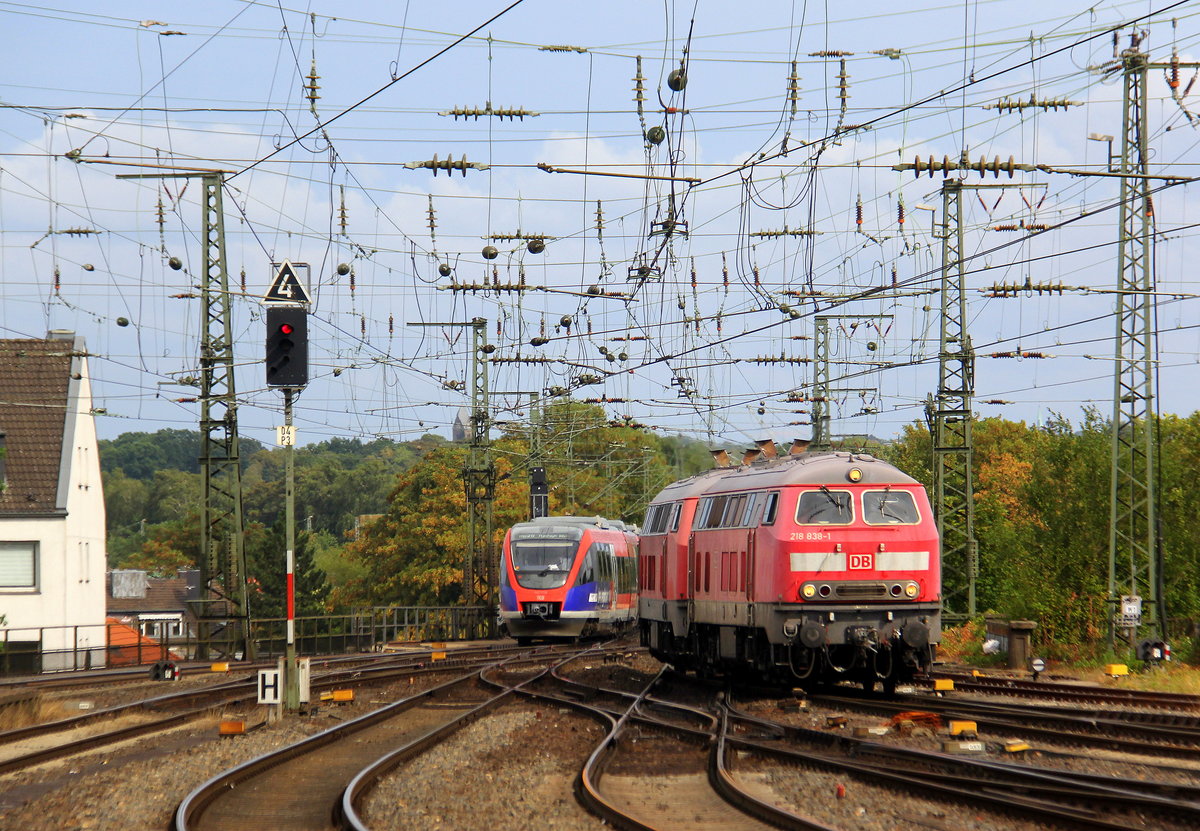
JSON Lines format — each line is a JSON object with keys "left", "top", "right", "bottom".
{"left": 264, "top": 261, "right": 311, "bottom": 304}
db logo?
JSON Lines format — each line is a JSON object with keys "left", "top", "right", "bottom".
{"left": 848, "top": 553, "right": 874, "bottom": 570}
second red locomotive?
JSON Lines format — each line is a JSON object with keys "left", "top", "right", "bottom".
{"left": 639, "top": 442, "right": 940, "bottom": 692}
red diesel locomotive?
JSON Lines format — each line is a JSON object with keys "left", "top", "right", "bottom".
{"left": 639, "top": 443, "right": 940, "bottom": 691}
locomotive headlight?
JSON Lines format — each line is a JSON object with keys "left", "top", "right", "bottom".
{"left": 904, "top": 582, "right": 919, "bottom": 598}
{"left": 847, "top": 467, "right": 863, "bottom": 482}
{"left": 801, "top": 583, "right": 816, "bottom": 599}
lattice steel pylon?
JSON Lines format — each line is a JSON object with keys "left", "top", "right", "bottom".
{"left": 118, "top": 170, "right": 250, "bottom": 658}
{"left": 811, "top": 317, "right": 832, "bottom": 451}
{"left": 196, "top": 174, "right": 250, "bottom": 658}
{"left": 924, "top": 179, "right": 977, "bottom": 621}
{"left": 463, "top": 318, "right": 496, "bottom": 613}
{"left": 1108, "top": 48, "right": 1160, "bottom": 641}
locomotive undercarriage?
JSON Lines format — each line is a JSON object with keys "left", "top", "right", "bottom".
{"left": 641, "top": 601, "right": 939, "bottom": 693}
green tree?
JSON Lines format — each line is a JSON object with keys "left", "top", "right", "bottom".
{"left": 244, "top": 520, "right": 329, "bottom": 618}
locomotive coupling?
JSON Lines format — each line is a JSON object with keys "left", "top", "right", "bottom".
{"left": 902, "top": 619, "right": 930, "bottom": 648}
{"left": 846, "top": 626, "right": 879, "bottom": 646}
{"left": 786, "top": 619, "right": 826, "bottom": 648}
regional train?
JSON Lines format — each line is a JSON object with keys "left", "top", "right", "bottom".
{"left": 499, "top": 516, "right": 639, "bottom": 644}
{"left": 638, "top": 442, "right": 940, "bottom": 691}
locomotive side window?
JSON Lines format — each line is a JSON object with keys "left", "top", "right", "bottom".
{"left": 702, "top": 495, "right": 729, "bottom": 529}
{"left": 863, "top": 490, "right": 920, "bottom": 525}
{"left": 644, "top": 504, "right": 673, "bottom": 534}
{"left": 720, "top": 494, "right": 747, "bottom": 526}
{"left": 795, "top": 489, "right": 853, "bottom": 524}
{"left": 761, "top": 492, "right": 780, "bottom": 525}
{"left": 669, "top": 502, "right": 682, "bottom": 531}
{"left": 742, "top": 493, "right": 761, "bottom": 525}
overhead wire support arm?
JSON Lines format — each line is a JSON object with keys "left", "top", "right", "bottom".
{"left": 536, "top": 162, "right": 701, "bottom": 184}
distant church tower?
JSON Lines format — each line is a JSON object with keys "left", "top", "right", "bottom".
{"left": 452, "top": 407, "right": 470, "bottom": 442}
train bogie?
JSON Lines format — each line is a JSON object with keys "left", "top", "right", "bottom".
{"left": 499, "top": 516, "right": 639, "bottom": 642}
{"left": 639, "top": 450, "right": 940, "bottom": 690}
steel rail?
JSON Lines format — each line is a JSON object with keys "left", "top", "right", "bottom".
{"left": 711, "top": 707, "right": 840, "bottom": 831}
{"left": 817, "top": 692, "right": 1200, "bottom": 758}
{"left": 927, "top": 672, "right": 1200, "bottom": 709}
{"left": 172, "top": 667, "right": 492, "bottom": 831}
{"left": 0, "top": 648, "right": 550, "bottom": 778}
{"left": 725, "top": 701, "right": 1200, "bottom": 829}
{"left": 336, "top": 646, "right": 610, "bottom": 830}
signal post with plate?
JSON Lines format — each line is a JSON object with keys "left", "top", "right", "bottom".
{"left": 263, "top": 261, "right": 311, "bottom": 714}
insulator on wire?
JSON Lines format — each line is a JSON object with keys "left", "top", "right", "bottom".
{"left": 984, "top": 95, "right": 1078, "bottom": 113}
{"left": 894, "top": 153, "right": 1035, "bottom": 179}
{"left": 439, "top": 104, "right": 539, "bottom": 121}
{"left": 404, "top": 153, "right": 489, "bottom": 176}
{"left": 787, "top": 61, "right": 801, "bottom": 116}
{"left": 360, "top": 315, "right": 366, "bottom": 336}
{"left": 388, "top": 315, "right": 394, "bottom": 335}
{"left": 305, "top": 58, "right": 321, "bottom": 113}
{"left": 897, "top": 197, "right": 905, "bottom": 226}
{"left": 633, "top": 56, "right": 646, "bottom": 120}
{"left": 750, "top": 226, "right": 821, "bottom": 238}
{"left": 855, "top": 195, "right": 863, "bottom": 226}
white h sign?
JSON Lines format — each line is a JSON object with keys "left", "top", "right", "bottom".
{"left": 258, "top": 669, "right": 281, "bottom": 705}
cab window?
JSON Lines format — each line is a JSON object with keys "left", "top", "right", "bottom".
{"left": 795, "top": 489, "right": 853, "bottom": 525}
{"left": 863, "top": 490, "right": 920, "bottom": 525}
{"left": 761, "top": 492, "right": 779, "bottom": 525}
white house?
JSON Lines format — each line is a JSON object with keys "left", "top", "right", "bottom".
{"left": 0, "top": 331, "right": 107, "bottom": 672}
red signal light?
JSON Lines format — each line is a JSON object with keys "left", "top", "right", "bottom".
{"left": 280, "top": 323, "right": 294, "bottom": 335}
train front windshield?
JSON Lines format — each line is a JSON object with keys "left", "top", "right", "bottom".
{"left": 509, "top": 539, "right": 578, "bottom": 589}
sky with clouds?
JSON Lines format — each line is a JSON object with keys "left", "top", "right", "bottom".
{"left": 2, "top": 0, "right": 1199, "bottom": 450}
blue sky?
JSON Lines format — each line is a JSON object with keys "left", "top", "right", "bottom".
{"left": 2, "top": 1, "right": 1199, "bottom": 449}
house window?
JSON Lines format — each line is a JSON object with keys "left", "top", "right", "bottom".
{"left": 0, "top": 541, "right": 38, "bottom": 590}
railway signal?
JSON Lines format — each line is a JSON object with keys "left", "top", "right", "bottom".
{"left": 265, "top": 306, "right": 308, "bottom": 387}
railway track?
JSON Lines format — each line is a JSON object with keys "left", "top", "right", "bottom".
{"left": 725, "top": 699, "right": 1200, "bottom": 830}
{"left": 0, "top": 643, "right": 573, "bottom": 778}
{"left": 815, "top": 689, "right": 1200, "bottom": 760}
{"left": 533, "top": 663, "right": 1200, "bottom": 830}
{"left": 927, "top": 670, "right": 1200, "bottom": 710}
{"left": 175, "top": 647, "right": 614, "bottom": 831}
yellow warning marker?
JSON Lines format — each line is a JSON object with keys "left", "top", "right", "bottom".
{"left": 432, "top": 651, "right": 447, "bottom": 661}
{"left": 1003, "top": 740, "right": 1031, "bottom": 753}
{"left": 1105, "top": 664, "right": 1129, "bottom": 678}
{"left": 210, "top": 662, "right": 230, "bottom": 673}
{"left": 933, "top": 678, "right": 955, "bottom": 692}
{"left": 219, "top": 720, "right": 245, "bottom": 736}
{"left": 949, "top": 720, "right": 978, "bottom": 737}
{"left": 321, "top": 689, "right": 355, "bottom": 703}
{"left": 429, "top": 642, "right": 446, "bottom": 650}
{"left": 971, "top": 669, "right": 983, "bottom": 677}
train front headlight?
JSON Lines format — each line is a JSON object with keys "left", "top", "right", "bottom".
{"left": 904, "top": 582, "right": 919, "bottom": 598}
{"left": 801, "top": 583, "right": 816, "bottom": 599}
